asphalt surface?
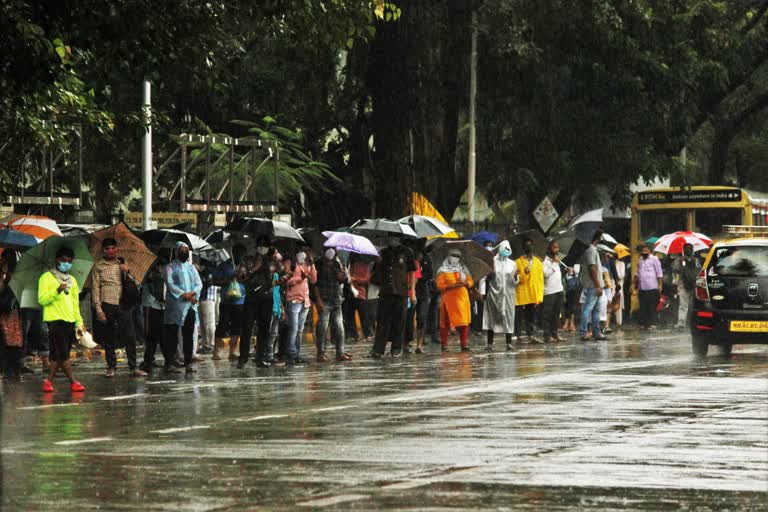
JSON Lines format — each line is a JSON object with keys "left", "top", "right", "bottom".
{"left": 2, "top": 329, "right": 767, "bottom": 511}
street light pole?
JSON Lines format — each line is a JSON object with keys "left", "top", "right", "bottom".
{"left": 467, "top": 11, "right": 478, "bottom": 224}
{"left": 142, "top": 80, "right": 153, "bottom": 231}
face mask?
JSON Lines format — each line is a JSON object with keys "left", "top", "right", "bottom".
{"left": 257, "top": 246, "right": 269, "bottom": 255}
{"left": 525, "top": 244, "right": 533, "bottom": 254}
{"left": 485, "top": 246, "right": 494, "bottom": 252}
{"left": 683, "top": 248, "right": 693, "bottom": 257}
{"left": 324, "top": 248, "right": 336, "bottom": 260}
{"left": 178, "top": 252, "right": 190, "bottom": 262}
{"left": 296, "top": 252, "right": 307, "bottom": 264}
{"left": 641, "top": 253, "right": 649, "bottom": 259}
{"left": 448, "top": 256, "right": 460, "bottom": 265}
{"left": 57, "top": 261, "right": 73, "bottom": 273}
{"left": 499, "top": 248, "right": 512, "bottom": 258}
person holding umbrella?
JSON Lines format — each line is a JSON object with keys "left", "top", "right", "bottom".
{"left": 480, "top": 240, "right": 519, "bottom": 351}
{"left": 163, "top": 242, "right": 202, "bottom": 374}
{"left": 39, "top": 247, "right": 86, "bottom": 393}
{"left": 313, "top": 248, "right": 353, "bottom": 363}
{"left": 435, "top": 248, "right": 475, "bottom": 352}
{"left": 632, "top": 244, "right": 663, "bottom": 330}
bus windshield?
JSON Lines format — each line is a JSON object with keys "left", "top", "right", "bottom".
{"left": 694, "top": 208, "right": 742, "bottom": 239}
{"left": 639, "top": 209, "right": 687, "bottom": 241}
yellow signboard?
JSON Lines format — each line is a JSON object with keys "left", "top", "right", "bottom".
{"left": 124, "top": 212, "right": 197, "bottom": 229}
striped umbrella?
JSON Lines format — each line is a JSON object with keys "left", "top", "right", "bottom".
{"left": 653, "top": 231, "right": 712, "bottom": 255}
{"left": 0, "top": 214, "right": 62, "bottom": 242}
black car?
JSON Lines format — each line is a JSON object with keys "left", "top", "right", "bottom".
{"left": 691, "top": 237, "right": 768, "bottom": 356}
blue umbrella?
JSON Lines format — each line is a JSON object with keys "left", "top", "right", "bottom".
{"left": 0, "top": 228, "right": 38, "bottom": 250}
{"left": 470, "top": 231, "right": 499, "bottom": 245}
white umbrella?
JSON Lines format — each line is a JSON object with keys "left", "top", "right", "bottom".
{"left": 397, "top": 215, "right": 455, "bottom": 238}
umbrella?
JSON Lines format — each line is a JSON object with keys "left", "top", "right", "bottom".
{"left": 597, "top": 244, "right": 616, "bottom": 254}
{"left": 10, "top": 236, "right": 94, "bottom": 309}
{"left": 397, "top": 215, "right": 457, "bottom": 239}
{"left": 350, "top": 219, "right": 417, "bottom": 238}
{"left": 470, "top": 231, "right": 499, "bottom": 245}
{"left": 225, "top": 217, "right": 304, "bottom": 242}
{"left": 614, "top": 243, "right": 631, "bottom": 259}
{"left": 0, "top": 229, "right": 38, "bottom": 251}
{"left": 653, "top": 231, "right": 712, "bottom": 255}
{"left": 510, "top": 229, "right": 548, "bottom": 259}
{"left": 204, "top": 229, "right": 231, "bottom": 246}
{"left": 600, "top": 233, "right": 618, "bottom": 246}
{"left": 0, "top": 214, "right": 62, "bottom": 242}
{"left": 429, "top": 239, "right": 495, "bottom": 281}
{"left": 141, "top": 229, "right": 212, "bottom": 252}
{"left": 569, "top": 208, "right": 604, "bottom": 244}
{"left": 87, "top": 222, "right": 157, "bottom": 284}
{"left": 645, "top": 236, "right": 659, "bottom": 246}
{"left": 322, "top": 231, "right": 379, "bottom": 256}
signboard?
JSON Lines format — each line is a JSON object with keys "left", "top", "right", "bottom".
{"left": 533, "top": 196, "right": 559, "bottom": 233}
{"left": 638, "top": 189, "right": 742, "bottom": 205}
{"left": 124, "top": 212, "right": 197, "bottom": 229}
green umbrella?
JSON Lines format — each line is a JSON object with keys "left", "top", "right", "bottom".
{"left": 645, "top": 236, "right": 659, "bottom": 246}
{"left": 9, "top": 236, "right": 94, "bottom": 308}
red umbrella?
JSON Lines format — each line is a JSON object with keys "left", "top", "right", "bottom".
{"left": 653, "top": 231, "right": 712, "bottom": 255}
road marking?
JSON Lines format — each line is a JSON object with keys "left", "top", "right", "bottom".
{"left": 101, "top": 393, "right": 145, "bottom": 401}
{"left": 297, "top": 494, "right": 369, "bottom": 507}
{"left": 150, "top": 425, "right": 211, "bottom": 434}
{"left": 235, "top": 414, "right": 288, "bottom": 422}
{"left": 146, "top": 380, "right": 177, "bottom": 385}
{"left": 311, "top": 405, "right": 354, "bottom": 412}
{"left": 55, "top": 437, "right": 113, "bottom": 446}
{"left": 18, "top": 403, "right": 81, "bottom": 410}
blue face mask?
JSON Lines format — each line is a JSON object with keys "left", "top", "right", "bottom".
{"left": 499, "top": 249, "right": 512, "bottom": 258}
{"left": 57, "top": 261, "right": 73, "bottom": 273}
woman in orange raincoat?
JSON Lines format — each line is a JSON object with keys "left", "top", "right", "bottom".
{"left": 435, "top": 249, "right": 474, "bottom": 352}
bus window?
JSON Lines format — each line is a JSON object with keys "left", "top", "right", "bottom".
{"left": 694, "top": 208, "right": 742, "bottom": 238}
{"left": 639, "top": 209, "right": 687, "bottom": 240}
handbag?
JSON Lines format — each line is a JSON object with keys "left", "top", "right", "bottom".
{"left": 0, "top": 308, "right": 22, "bottom": 347}
{"left": 77, "top": 329, "right": 98, "bottom": 349}
{"left": 225, "top": 279, "right": 243, "bottom": 300}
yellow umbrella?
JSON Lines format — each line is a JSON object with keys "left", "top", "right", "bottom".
{"left": 411, "top": 192, "right": 459, "bottom": 239}
{"left": 614, "top": 243, "right": 630, "bottom": 259}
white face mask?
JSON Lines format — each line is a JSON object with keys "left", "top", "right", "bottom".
{"left": 448, "top": 256, "right": 460, "bottom": 265}
{"left": 485, "top": 246, "right": 494, "bottom": 252}
{"left": 324, "top": 248, "right": 336, "bottom": 260}
{"left": 296, "top": 252, "right": 307, "bottom": 264}
{"left": 257, "top": 246, "right": 269, "bottom": 255}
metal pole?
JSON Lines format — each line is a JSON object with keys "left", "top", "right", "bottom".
{"left": 467, "top": 11, "right": 478, "bottom": 224}
{"left": 229, "top": 146, "right": 234, "bottom": 206}
{"left": 205, "top": 142, "right": 211, "bottom": 205}
{"left": 78, "top": 125, "right": 83, "bottom": 206}
{"left": 142, "top": 80, "right": 153, "bottom": 230}
{"left": 273, "top": 142, "right": 279, "bottom": 209}
{"left": 179, "top": 144, "right": 187, "bottom": 211}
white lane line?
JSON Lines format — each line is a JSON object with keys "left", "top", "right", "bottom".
{"left": 55, "top": 437, "right": 113, "bottom": 446}
{"left": 150, "top": 425, "right": 211, "bottom": 434}
{"left": 101, "top": 393, "right": 145, "bottom": 401}
{"left": 235, "top": 414, "right": 288, "bottom": 423}
{"left": 297, "top": 494, "right": 369, "bottom": 508}
{"left": 146, "top": 380, "right": 177, "bottom": 385}
{"left": 311, "top": 405, "right": 355, "bottom": 412}
{"left": 18, "top": 403, "right": 81, "bottom": 410}
{"left": 382, "top": 479, "right": 435, "bottom": 490}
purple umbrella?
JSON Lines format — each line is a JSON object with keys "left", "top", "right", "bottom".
{"left": 322, "top": 231, "right": 379, "bottom": 256}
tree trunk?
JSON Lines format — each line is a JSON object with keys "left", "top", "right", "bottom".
{"left": 708, "top": 123, "right": 735, "bottom": 185}
{"left": 367, "top": 1, "right": 471, "bottom": 219}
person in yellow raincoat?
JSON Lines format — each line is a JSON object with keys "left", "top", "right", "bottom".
{"left": 515, "top": 238, "right": 544, "bottom": 343}
{"left": 435, "top": 249, "right": 474, "bottom": 352}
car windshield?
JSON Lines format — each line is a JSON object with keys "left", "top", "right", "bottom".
{"left": 711, "top": 246, "right": 768, "bottom": 277}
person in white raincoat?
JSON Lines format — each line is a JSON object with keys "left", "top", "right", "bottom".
{"left": 479, "top": 240, "right": 519, "bottom": 351}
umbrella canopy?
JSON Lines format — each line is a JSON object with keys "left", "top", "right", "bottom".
{"left": 10, "top": 236, "right": 94, "bottom": 308}
{"left": 645, "top": 236, "right": 660, "bottom": 246}
{"left": 225, "top": 217, "right": 304, "bottom": 242}
{"left": 653, "top": 231, "right": 712, "bottom": 255}
{"left": 600, "top": 233, "right": 618, "bottom": 246}
{"left": 397, "top": 215, "right": 457, "bottom": 239}
{"left": 470, "top": 231, "right": 499, "bottom": 245}
{"left": 350, "top": 219, "right": 417, "bottom": 238}
{"left": 510, "top": 229, "right": 548, "bottom": 259}
{"left": 141, "top": 229, "right": 212, "bottom": 252}
{"left": 87, "top": 222, "right": 157, "bottom": 284}
{"left": 204, "top": 229, "right": 231, "bottom": 246}
{"left": 322, "top": 231, "right": 379, "bottom": 256}
{"left": 569, "top": 209, "right": 604, "bottom": 244}
{"left": 0, "top": 214, "right": 62, "bottom": 242}
{"left": 0, "top": 229, "right": 38, "bottom": 251}
{"left": 614, "top": 243, "right": 631, "bottom": 259}
{"left": 429, "top": 239, "right": 495, "bottom": 281}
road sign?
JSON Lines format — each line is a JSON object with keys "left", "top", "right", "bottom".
{"left": 533, "top": 196, "right": 559, "bottom": 233}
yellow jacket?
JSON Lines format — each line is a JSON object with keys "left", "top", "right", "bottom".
{"left": 38, "top": 272, "right": 84, "bottom": 326}
{"left": 515, "top": 255, "right": 544, "bottom": 306}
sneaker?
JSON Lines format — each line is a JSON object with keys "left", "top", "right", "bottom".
{"left": 42, "top": 379, "right": 54, "bottom": 393}
{"left": 390, "top": 351, "right": 402, "bottom": 358}
{"left": 336, "top": 353, "right": 352, "bottom": 362}
{"left": 70, "top": 381, "right": 85, "bottom": 392}
{"left": 603, "top": 328, "right": 613, "bottom": 335}
{"left": 228, "top": 353, "right": 238, "bottom": 361}
{"left": 104, "top": 369, "right": 116, "bottom": 378}
{"left": 529, "top": 337, "right": 544, "bottom": 344}
{"left": 317, "top": 353, "right": 330, "bottom": 363}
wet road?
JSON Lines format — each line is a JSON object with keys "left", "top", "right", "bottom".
{"left": 2, "top": 329, "right": 767, "bottom": 510}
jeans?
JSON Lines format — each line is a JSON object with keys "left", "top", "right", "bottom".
{"left": 541, "top": 292, "right": 563, "bottom": 339}
{"left": 285, "top": 301, "right": 310, "bottom": 360}
{"left": 579, "top": 287, "right": 602, "bottom": 338}
{"left": 199, "top": 300, "right": 217, "bottom": 350}
{"left": 638, "top": 289, "right": 660, "bottom": 327}
{"left": 373, "top": 294, "right": 408, "bottom": 355}
{"left": 316, "top": 304, "right": 345, "bottom": 356}
{"left": 97, "top": 303, "right": 138, "bottom": 370}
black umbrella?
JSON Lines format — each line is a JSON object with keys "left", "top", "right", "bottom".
{"left": 429, "top": 239, "right": 495, "bottom": 281}
{"left": 350, "top": 219, "right": 418, "bottom": 238}
{"left": 225, "top": 217, "right": 304, "bottom": 242}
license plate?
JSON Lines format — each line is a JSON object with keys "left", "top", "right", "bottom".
{"left": 729, "top": 320, "right": 768, "bottom": 332}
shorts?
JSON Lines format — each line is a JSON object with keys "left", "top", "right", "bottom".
{"left": 48, "top": 320, "right": 76, "bottom": 364}
{"left": 215, "top": 303, "right": 243, "bottom": 337}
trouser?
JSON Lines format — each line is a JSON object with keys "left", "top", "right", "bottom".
{"left": 677, "top": 288, "right": 691, "bottom": 327}
{"left": 372, "top": 295, "right": 408, "bottom": 355}
{"left": 98, "top": 303, "right": 138, "bottom": 370}
{"left": 638, "top": 289, "right": 660, "bottom": 327}
{"left": 199, "top": 300, "right": 217, "bottom": 350}
{"left": 404, "top": 302, "right": 415, "bottom": 346}
{"left": 579, "top": 287, "right": 602, "bottom": 338}
{"left": 342, "top": 296, "right": 358, "bottom": 340}
{"left": 316, "top": 304, "right": 345, "bottom": 356}
{"left": 427, "top": 292, "right": 441, "bottom": 341}
{"left": 541, "top": 292, "right": 564, "bottom": 339}
{"left": 514, "top": 304, "right": 536, "bottom": 337}
{"left": 440, "top": 325, "right": 468, "bottom": 348}
{"left": 142, "top": 307, "right": 166, "bottom": 367}
{"left": 240, "top": 299, "right": 273, "bottom": 364}
{"left": 487, "top": 330, "right": 514, "bottom": 345}
{"left": 164, "top": 309, "right": 195, "bottom": 367}
{"left": 285, "top": 302, "right": 310, "bottom": 360}
{"left": 615, "top": 290, "right": 623, "bottom": 326}
{"left": 20, "top": 308, "right": 49, "bottom": 362}
{"left": 266, "top": 315, "right": 279, "bottom": 360}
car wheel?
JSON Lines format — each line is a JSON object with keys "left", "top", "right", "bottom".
{"left": 691, "top": 334, "right": 709, "bottom": 357}
{"left": 717, "top": 342, "right": 733, "bottom": 357}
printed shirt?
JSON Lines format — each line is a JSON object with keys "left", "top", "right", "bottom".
{"left": 91, "top": 259, "right": 126, "bottom": 308}
{"left": 637, "top": 255, "right": 663, "bottom": 291}
{"left": 316, "top": 258, "right": 345, "bottom": 306}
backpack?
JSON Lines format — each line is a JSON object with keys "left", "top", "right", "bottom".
{"left": 566, "top": 273, "right": 581, "bottom": 293}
